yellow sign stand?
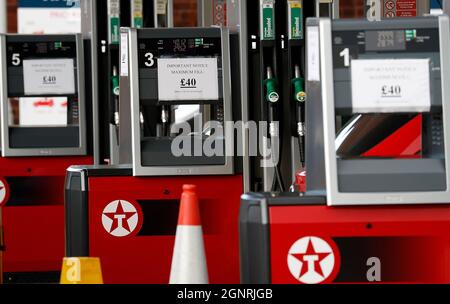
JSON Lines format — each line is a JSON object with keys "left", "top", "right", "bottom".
{"left": 60, "top": 257, "right": 103, "bottom": 284}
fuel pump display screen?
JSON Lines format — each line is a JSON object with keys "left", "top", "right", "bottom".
{"left": 138, "top": 37, "right": 222, "bottom": 69}
{"left": 6, "top": 41, "right": 77, "bottom": 68}
{"left": 332, "top": 28, "right": 439, "bottom": 70}
{"left": 365, "top": 30, "right": 406, "bottom": 51}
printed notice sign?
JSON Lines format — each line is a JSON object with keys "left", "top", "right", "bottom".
{"left": 120, "top": 32, "right": 129, "bottom": 76}
{"left": 157, "top": 57, "right": 219, "bottom": 101}
{"left": 23, "top": 59, "right": 75, "bottom": 95}
{"left": 307, "top": 26, "right": 320, "bottom": 82}
{"left": 351, "top": 59, "right": 431, "bottom": 113}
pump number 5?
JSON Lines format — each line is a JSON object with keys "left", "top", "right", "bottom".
{"left": 11, "top": 53, "right": 21, "bottom": 66}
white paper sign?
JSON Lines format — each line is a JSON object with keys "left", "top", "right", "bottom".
{"left": 19, "top": 97, "right": 68, "bottom": 126}
{"left": 157, "top": 58, "right": 219, "bottom": 101}
{"left": 351, "top": 59, "right": 431, "bottom": 113}
{"left": 120, "top": 33, "right": 129, "bottom": 76}
{"left": 23, "top": 59, "right": 75, "bottom": 96}
{"left": 18, "top": 8, "right": 81, "bottom": 34}
{"left": 307, "top": 26, "right": 320, "bottom": 82}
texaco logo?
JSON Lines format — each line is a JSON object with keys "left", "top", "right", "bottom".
{"left": 102, "top": 200, "right": 141, "bottom": 237}
{"left": 0, "top": 178, "right": 9, "bottom": 207}
{"left": 287, "top": 236, "right": 340, "bottom": 284}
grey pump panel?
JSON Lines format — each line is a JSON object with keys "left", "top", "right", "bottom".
{"left": 0, "top": 34, "right": 87, "bottom": 157}
{"left": 306, "top": 16, "right": 450, "bottom": 206}
{"left": 120, "top": 27, "right": 235, "bottom": 176}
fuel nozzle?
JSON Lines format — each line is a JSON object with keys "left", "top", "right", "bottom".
{"left": 161, "top": 105, "right": 169, "bottom": 137}
{"left": 292, "top": 64, "right": 306, "bottom": 167}
{"left": 112, "top": 66, "right": 120, "bottom": 97}
{"left": 292, "top": 65, "right": 306, "bottom": 137}
{"left": 264, "top": 67, "right": 279, "bottom": 103}
{"left": 112, "top": 66, "right": 120, "bottom": 125}
{"left": 292, "top": 65, "right": 305, "bottom": 104}
{"left": 112, "top": 66, "right": 120, "bottom": 143}
{"left": 264, "top": 67, "right": 279, "bottom": 138}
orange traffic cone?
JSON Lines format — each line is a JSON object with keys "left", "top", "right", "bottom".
{"left": 169, "top": 185, "right": 208, "bottom": 284}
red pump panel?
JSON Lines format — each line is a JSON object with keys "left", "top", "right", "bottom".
{"left": 87, "top": 175, "right": 243, "bottom": 284}
{"left": 269, "top": 204, "right": 450, "bottom": 284}
{"left": 1, "top": 156, "right": 93, "bottom": 274}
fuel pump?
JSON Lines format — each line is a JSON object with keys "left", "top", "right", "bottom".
{"left": 240, "top": 14, "right": 450, "bottom": 285}
{"left": 239, "top": 0, "right": 322, "bottom": 192}
{"left": 64, "top": 24, "right": 245, "bottom": 283}
{"left": 120, "top": 27, "right": 236, "bottom": 176}
{"left": 264, "top": 65, "right": 284, "bottom": 191}
{"left": 0, "top": 33, "right": 92, "bottom": 282}
{"left": 287, "top": 0, "right": 306, "bottom": 171}
{"left": 82, "top": 0, "right": 174, "bottom": 165}
{"left": 258, "top": 0, "right": 286, "bottom": 192}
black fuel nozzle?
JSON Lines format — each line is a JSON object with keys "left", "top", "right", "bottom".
{"left": 292, "top": 64, "right": 306, "bottom": 167}
{"left": 264, "top": 67, "right": 279, "bottom": 139}
{"left": 292, "top": 65, "right": 305, "bottom": 137}
{"left": 111, "top": 66, "right": 120, "bottom": 143}
{"left": 112, "top": 66, "right": 120, "bottom": 126}
{"left": 161, "top": 105, "right": 169, "bottom": 137}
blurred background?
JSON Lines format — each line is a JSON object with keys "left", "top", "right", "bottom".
{"left": 5, "top": 0, "right": 199, "bottom": 33}
{"left": 3, "top": 0, "right": 444, "bottom": 33}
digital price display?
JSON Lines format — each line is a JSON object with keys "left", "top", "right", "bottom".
{"left": 138, "top": 37, "right": 222, "bottom": 69}
{"left": 365, "top": 30, "right": 406, "bottom": 51}
{"left": 6, "top": 41, "right": 77, "bottom": 67}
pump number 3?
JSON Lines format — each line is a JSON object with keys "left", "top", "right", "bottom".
{"left": 144, "top": 52, "right": 155, "bottom": 67}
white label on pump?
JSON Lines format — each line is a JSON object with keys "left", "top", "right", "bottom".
{"left": 19, "top": 97, "right": 68, "bottom": 126}
{"left": 120, "top": 33, "right": 129, "bottom": 76}
{"left": 157, "top": 57, "right": 219, "bottom": 101}
{"left": 23, "top": 59, "right": 75, "bottom": 96}
{"left": 351, "top": 59, "right": 431, "bottom": 113}
{"left": 307, "top": 26, "right": 320, "bottom": 82}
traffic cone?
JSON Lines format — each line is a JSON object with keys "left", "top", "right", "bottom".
{"left": 169, "top": 185, "right": 208, "bottom": 284}
{"left": 60, "top": 257, "right": 103, "bottom": 284}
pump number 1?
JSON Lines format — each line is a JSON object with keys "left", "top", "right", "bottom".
{"left": 340, "top": 48, "right": 350, "bottom": 67}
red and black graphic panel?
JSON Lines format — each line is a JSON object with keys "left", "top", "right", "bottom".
{"left": 336, "top": 114, "right": 423, "bottom": 159}
{"left": 65, "top": 167, "right": 244, "bottom": 284}
{"left": 239, "top": 193, "right": 450, "bottom": 284}
{"left": 334, "top": 237, "right": 448, "bottom": 283}
{"left": 0, "top": 156, "right": 92, "bottom": 278}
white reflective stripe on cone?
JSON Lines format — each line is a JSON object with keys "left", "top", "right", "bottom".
{"left": 169, "top": 225, "right": 208, "bottom": 284}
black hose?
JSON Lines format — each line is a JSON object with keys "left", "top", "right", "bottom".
{"left": 298, "top": 134, "right": 305, "bottom": 168}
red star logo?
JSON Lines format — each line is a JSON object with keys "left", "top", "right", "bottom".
{"left": 103, "top": 201, "right": 137, "bottom": 233}
{"left": 291, "top": 238, "right": 332, "bottom": 278}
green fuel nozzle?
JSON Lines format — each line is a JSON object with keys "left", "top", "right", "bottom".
{"left": 264, "top": 67, "right": 280, "bottom": 103}
{"left": 292, "top": 65, "right": 305, "bottom": 103}
{"left": 112, "top": 66, "right": 120, "bottom": 96}
{"left": 292, "top": 65, "right": 306, "bottom": 167}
